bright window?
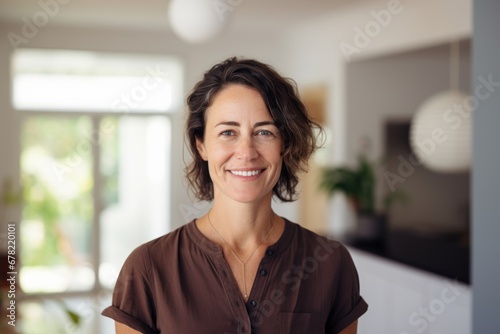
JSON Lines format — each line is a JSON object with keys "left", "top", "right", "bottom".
{"left": 12, "top": 49, "right": 183, "bottom": 112}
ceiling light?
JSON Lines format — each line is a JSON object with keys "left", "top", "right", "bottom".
{"left": 168, "top": 0, "right": 227, "bottom": 44}
{"left": 410, "top": 41, "right": 471, "bottom": 173}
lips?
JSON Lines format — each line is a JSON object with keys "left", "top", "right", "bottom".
{"left": 229, "top": 169, "right": 264, "bottom": 177}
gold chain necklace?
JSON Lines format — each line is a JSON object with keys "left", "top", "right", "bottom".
{"left": 208, "top": 211, "right": 275, "bottom": 300}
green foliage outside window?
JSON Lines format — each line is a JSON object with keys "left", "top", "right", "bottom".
{"left": 20, "top": 116, "right": 93, "bottom": 268}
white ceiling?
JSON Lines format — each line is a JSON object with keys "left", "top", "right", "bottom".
{"left": 0, "top": 0, "right": 358, "bottom": 33}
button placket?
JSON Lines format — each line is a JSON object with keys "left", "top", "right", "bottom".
{"left": 211, "top": 251, "right": 252, "bottom": 333}
{"left": 247, "top": 248, "right": 280, "bottom": 332}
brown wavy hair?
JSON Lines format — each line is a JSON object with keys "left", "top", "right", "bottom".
{"left": 185, "top": 57, "right": 323, "bottom": 202}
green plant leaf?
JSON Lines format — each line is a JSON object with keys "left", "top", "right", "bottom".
{"left": 57, "top": 300, "right": 82, "bottom": 326}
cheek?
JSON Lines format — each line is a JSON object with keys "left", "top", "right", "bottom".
{"left": 275, "top": 158, "right": 284, "bottom": 175}
{"left": 268, "top": 142, "right": 283, "bottom": 162}
{"left": 207, "top": 143, "right": 233, "bottom": 165}
{"left": 262, "top": 144, "right": 284, "bottom": 174}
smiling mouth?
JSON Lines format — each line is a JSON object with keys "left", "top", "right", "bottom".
{"left": 229, "top": 169, "right": 264, "bottom": 177}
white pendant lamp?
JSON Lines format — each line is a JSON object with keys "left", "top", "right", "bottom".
{"left": 409, "top": 41, "right": 471, "bottom": 173}
{"left": 168, "top": 0, "right": 227, "bottom": 44}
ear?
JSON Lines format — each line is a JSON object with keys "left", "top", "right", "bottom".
{"left": 196, "top": 137, "right": 208, "bottom": 161}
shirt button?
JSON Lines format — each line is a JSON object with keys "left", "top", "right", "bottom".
{"left": 250, "top": 300, "right": 257, "bottom": 307}
{"left": 266, "top": 249, "right": 274, "bottom": 256}
{"left": 259, "top": 269, "right": 267, "bottom": 276}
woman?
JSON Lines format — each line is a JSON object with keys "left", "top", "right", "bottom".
{"left": 102, "top": 57, "right": 368, "bottom": 333}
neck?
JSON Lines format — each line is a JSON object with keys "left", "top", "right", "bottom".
{"left": 208, "top": 195, "right": 276, "bottom": 249}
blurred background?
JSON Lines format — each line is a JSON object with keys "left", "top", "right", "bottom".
{"left": 0, "top": 0, "right": 498, "bottom": 333}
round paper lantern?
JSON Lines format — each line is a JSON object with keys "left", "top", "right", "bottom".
{"left": 409, "top": 90, "right": 471, "bottom": 173}
{"left": 168, "top": 0, "right": 226, "bottom": 44}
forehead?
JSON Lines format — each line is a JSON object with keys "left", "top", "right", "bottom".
{"left": 206, "top": 84, "right": 272, "bottom": 123}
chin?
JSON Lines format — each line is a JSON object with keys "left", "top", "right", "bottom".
{"left": 225, "top": 190, "right": 273, "bottom": 204}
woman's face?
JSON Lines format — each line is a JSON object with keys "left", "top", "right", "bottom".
{"left": 196, "top": 84, "right": 283, "bottom": 204}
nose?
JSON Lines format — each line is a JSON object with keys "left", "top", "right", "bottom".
{"left": 235, "top": 136, "right": 259, "bottom": 161}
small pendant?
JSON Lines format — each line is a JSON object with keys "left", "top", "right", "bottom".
{"left": 244, "top": 294, "right": 248, "bottom": 299}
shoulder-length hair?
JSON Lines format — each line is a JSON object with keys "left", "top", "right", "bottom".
{"left": 185, "top": 57, "right": 323, "bottom": 202}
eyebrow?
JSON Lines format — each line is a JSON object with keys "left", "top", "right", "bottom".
{"left": 214, "top": 121, "right": 276, "bottom": 128}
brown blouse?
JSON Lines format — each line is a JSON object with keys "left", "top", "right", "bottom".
{"left": 102, "top": 219, "right": 368, "bottom": 333}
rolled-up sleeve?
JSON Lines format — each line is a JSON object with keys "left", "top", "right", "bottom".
{"left": 102, "top": 245, "right": 159, "bottom": 334}
{"left": 326, "top": 245, "right": 368, "bottom": 333}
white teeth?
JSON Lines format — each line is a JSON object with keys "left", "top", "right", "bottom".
{"left": 230, "top": 170, "right": 261, "bottom": 177}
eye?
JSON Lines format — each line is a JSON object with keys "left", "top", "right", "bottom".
{"left": 220, "top": 130, "right": 235, "bottom": 136}
{"left": 256, "top": 129, "right": 274, "bottom": 136}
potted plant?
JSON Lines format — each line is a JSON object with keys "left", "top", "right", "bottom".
{"left": 320, "top": 155, "right": 406, "bottom": 241}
